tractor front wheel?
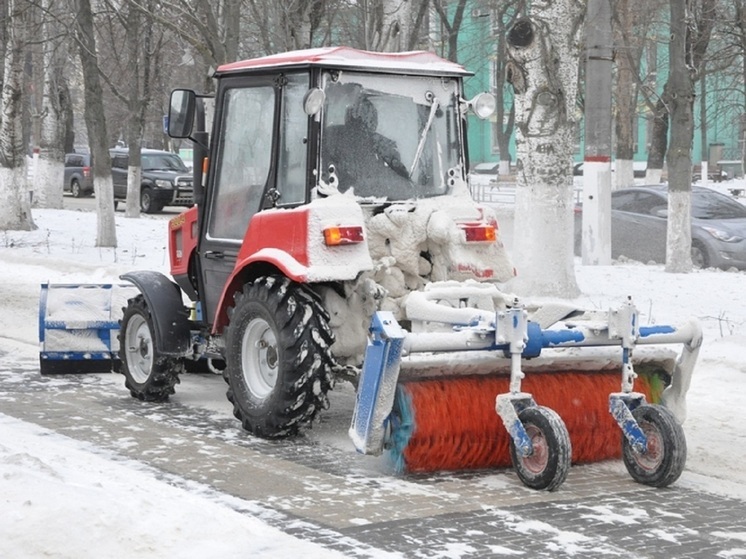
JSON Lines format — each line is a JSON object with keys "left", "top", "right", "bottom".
{"left": 622, "top": 404, "right": 686, "bottom": 487}
{"left": 224, "top": 276, "right": 334, "bottom": 438}
{"left": 509, "top": 406, "right": 572, "bottom": 491}
{"left": 119, "top": 295, "right": 184, "bottom": 401}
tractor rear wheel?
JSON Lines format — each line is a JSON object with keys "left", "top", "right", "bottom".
{"left": 119, "top": 295, "right": 184, "bottom": 401}
{"left": 509, "top": 406, "right": 572, "bottom": 491}
{"left": 622, "top": 404, "right": 686, "bottom": 487}
{"left": 224, "top": 276, "right": 335, "bottom": 438}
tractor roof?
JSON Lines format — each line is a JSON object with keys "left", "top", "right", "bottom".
{"left": 215, "top": 46, "right": 471, "bottom": 77}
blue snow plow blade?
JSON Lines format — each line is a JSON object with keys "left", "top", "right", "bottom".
{"left": 38, "top": 283, "right": 137, "bottom": 374}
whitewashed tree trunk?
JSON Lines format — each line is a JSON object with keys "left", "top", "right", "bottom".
{"left": 75, "top": 0, "right": 116, "bottom": 247}
{"left": 0, "top": 0, "right": 35, "bottom": 231}
{"left": 126, "top": 166, "right": 142, "bottom": 217}
{"left": 614, "top": 159, "right": 634, "bottom": 190}
{"left": 646, "top": 167, "right": 663, "bottom": 185}
{"left": 666, "top": 189, "right": 692, "bottom": 271}
{"left": 506, "top": 0, "right": 583, "bottom": 297}
{"left": 35, "top": 2, "right": 68, "bottom": 210}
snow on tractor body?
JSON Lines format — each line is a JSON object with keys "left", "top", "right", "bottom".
{"left": 39, "top": 47, "right": 701, "bottom": 490}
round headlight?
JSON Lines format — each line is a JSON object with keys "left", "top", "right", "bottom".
{"left": 303, "top": 88, "right": 326, "bottom": 116}
{"left": 472, "top": 92, "right": 496, "bottom": 119}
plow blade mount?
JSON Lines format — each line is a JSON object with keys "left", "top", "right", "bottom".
{"left": 350, "top": 295, "right": 701, "bottom": 474}
{"left": 39, "top": 283, "right": 138, "bottom": 374}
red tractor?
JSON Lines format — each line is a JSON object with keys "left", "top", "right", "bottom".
{"left": 120, "top": 47, "right": 513, "bottom": 439}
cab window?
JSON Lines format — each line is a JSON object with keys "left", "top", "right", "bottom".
{"left": 276, "top": 73, "right": 309, "bottom": 206}
{"left": 208, "top": 85, "right": 275, "bottom": 240}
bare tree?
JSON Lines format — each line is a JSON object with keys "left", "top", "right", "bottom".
{"left": 246, "top": 0, "right": 329, "bottom": 52}
{"left": 506, "top": 0, "right": 584, "bottom": 297}
{"left": 0, "top": 0, "right": 35, "bottom": 231}
{"left": 612, "top": 0, "right": 654, "bottom": 189}
{"left": 73, "top": 0, "right": 116, "bottom": 247}
{"left": 432, "top": 0, "right": 469, "bottom": 62}
{"left": 96, "top": 0, "right": 164, "bottom": 217}
{"left": 645, "top": 0, "right": 716, "bottom": 183}
{"left": 31, "top": 0, "right": 71, "bottom": 209}
{"left": 665, "top": 0, "right": 697, "bottom": 272}
{"left": 134, "top": 0, "right": 243, "bottom": 91}
{"left": 491, "top": 0, "right": 519, "bottom": 175}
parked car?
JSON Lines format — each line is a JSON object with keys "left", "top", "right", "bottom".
{"left": 573, "top": 161, "right": 648, "bottom": 178}
{"left": 692, "top": 169, "right": 727, "bottom": 183}
{"left": 63, "top": 152, "right": 94, "bottom": 197}
{"left": 575, "top": 185, "right": 746, "bottom": 269}
{"left": 110, "top": 148, "right": 193, "bottom": 213}
{"left": 469, "top": 162, "right": 499, "bottom": 187}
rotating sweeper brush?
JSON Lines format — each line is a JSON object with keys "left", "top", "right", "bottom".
{"left": 350, "top": 286, "right": 702, "bottom": 490}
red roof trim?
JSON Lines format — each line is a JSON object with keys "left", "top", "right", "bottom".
{"left": 216, "top": 46, "right": 469, "bottom": 76}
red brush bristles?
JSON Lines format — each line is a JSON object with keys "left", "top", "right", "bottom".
{"left": 393, "top": 371, "right": 658, "bottom": 473}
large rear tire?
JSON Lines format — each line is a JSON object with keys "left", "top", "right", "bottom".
{"left": 119, "top": 295, "right": 184, "bottom": 401}
{"left": 509, "top": 406, "right": 572, "bottom": 491}
{"left": 224, "top": 276, "right": 334, "bottom": 438}
{"left": 622, "top": 404, "right": 686, "bottom": 487}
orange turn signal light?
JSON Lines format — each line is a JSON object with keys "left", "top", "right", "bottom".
{"left": 323, "top": 226, "right": 364, "bottom": 246}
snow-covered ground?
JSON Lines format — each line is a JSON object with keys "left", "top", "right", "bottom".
{"left": 1, "top": 180, "right": 745, "bottom": 557}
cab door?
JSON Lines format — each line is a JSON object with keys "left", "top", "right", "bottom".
{"left": 198, "top": 77, "right": 279, "bottom": 325}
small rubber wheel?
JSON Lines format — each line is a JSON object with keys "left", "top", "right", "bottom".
{"left": 140, "top": 187, "right": 163, "bottom": 213}
{"left": 71, "top": 179, "right": 82, "bottom": 198}
{"left": 119, "top": 295, "right": 184, "bottom": 401}
{"left": 691, "top": 241, "right": 709, "bottom": 269}
{"left": 509, "top": 406, "right": 572, "bottom": 491}
{"left": 622, "top": 404, "right": 686, "bottom": 487}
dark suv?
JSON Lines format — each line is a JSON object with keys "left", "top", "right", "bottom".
{"left": 110, "top": 148, "right": 193, "bottom": 213}
{"left": 63, "top": 152, "right": 94, "bottom": 197}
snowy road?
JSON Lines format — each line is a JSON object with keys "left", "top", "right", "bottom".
{"left": 2, "top": 355, "right": 745, "bottom": 558}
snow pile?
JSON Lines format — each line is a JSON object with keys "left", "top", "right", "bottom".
{"left": 0, "top": 415, "right": 347, "bottom": 559}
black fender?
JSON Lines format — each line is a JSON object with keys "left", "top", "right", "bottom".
{"left": 120, "top": 271, "right": 191, "bottom": 356}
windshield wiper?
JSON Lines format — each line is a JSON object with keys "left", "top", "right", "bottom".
{"left": 409, "top": 95, "right": 439, "bottom": 178}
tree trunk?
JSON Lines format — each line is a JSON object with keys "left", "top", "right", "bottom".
{"left": 506, "top": 0, "right": 583, "bottom": 297}
{"left": 35, "top": 0, "right": 67, "bottom": 210}
{"left": 612, "top": 0, "right": 645, "bottom": 190}
{"left": 494, "top": 4, "right": 519, "bottom": 175}
{"left": 0, "top": 0, "right": 35, "bottom": 231}
{"left": 125, "top": 0, "right": 143, "bottom": 218}
{"left": 665, "top": 0, "right": 695, "bottom": 273}
{"left": 646, "top": 95, "right": 668, "bottom": 185}
{"left": 74, "top": 0, "right": 116, "bottom": 247}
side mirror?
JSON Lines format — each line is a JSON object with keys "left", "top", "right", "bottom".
{"left": 168, "top": 89, "right": 196, "bottom": 139}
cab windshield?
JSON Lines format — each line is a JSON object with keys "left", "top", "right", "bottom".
{"left": 320, "top": 71, "right": 463, "bottom": 201}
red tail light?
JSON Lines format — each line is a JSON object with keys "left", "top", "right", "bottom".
{"left": 461, "top": 224, "right": 497, "bottom": 242}
{"left": 83, "top": 166, "right": 91, "bottom": 178}
{"left": 323, "top": 226, "right": 364, "bottom": 246}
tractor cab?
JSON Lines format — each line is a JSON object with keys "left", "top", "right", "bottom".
{"left": 168, "top": 47, "right": 495, "bottom": 209}
{"left": 166, "top": 47, "right": 505, "bottom": 333}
